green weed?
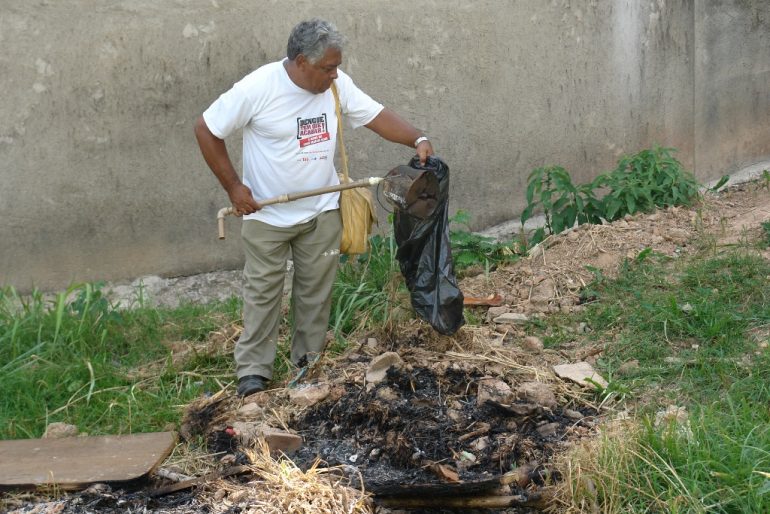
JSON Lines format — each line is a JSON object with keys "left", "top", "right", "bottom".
{"left": 330, "top": 233, "right": 405, "bottom": 337}
{"left": 596, "top": 146, "right": 699, "bottom": 222}
{"left": 520, "top": 147, "right": 700, "bottom": 242}
{"left": 520, "top": 165, "right": 604, "bottom": 245}
{"left": 757, "top": 169, "right": 770, "bottom": 191}
{"left": 449, "top": 210, "right": 519, "bottom": 271}
{"left": 708, "top": 174, "right": 730, "bottom": 193}
{"left": 591, "top": 375, "right": 633, "bottom": 409}
{"left": 761, "top": 221, "right": 770, "bottom": 248}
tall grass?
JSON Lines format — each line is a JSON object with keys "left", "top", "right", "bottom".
{"left": 0, "top": 234, "right": 412, "bottom": 440}
{"left": 330, "top": 234, "right": 405, "bottom": 338}
{"left": 576, "top": 361, "right": 770, "bottom": 513}
{"left": 557, "top": 248, "right": 770, "bottom": 511}
{"left": 0, "top": 229, "right": 414, "bottom": 439}
{"left": 0, "top": 284, "right": 240, "bottom": 439}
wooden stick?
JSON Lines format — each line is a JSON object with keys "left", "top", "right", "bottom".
{"left": 457, "top": 422, "right": 491, "bottom": 442}
{"left": 217, "top": 177, "right": 383, "bottom": 239}
{"left": 376, "top": 492, "right": 548, "bottom": 510}
{"left": 499, "top": 464, "right": 536, "bottom": 488}
{"left": 155, "top": 467, "right": 193, "bottom": 483}
{"left": 149, "top": 465, "right": 251, "bottom": 497}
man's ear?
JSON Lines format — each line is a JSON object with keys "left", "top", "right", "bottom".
{"left": 295, "top": 54, "right": 309, "bottom": 69}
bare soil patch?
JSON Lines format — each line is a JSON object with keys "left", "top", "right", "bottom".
{"left": 462, "top": 182, "right": 770, "bottom": 318}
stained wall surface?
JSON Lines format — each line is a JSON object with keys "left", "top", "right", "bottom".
{"left": 695, "top": 0, "right": 770, "bottom": 177}
{"left": 1, "top": 1, "right": 768, "bottom": 291}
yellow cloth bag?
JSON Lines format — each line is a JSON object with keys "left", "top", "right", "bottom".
{"left": 331, "top": 83, "right": 377, "bottom": 254}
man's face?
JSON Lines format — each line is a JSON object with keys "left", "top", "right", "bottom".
{"left": 299, "top": 47, "right": 341, "bottom": 94}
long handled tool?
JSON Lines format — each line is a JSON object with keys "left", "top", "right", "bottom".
{"left": 217, "top": 177, "right": 383, "bottom": 239}
{"left": 216, "top": 165, "right": 441, "bottom": 239}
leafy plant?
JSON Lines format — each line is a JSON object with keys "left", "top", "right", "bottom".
{"left": 449, "top": 210, "right": 518, "bottom": 271}
{"left": 520, "top": 147, "right": 700, "bottom": 244}
{"left": 520, "top": 166, "right": 604, "bottom": 244}
{"left": 595, "top": 146, "right": 699, "bottom": 222}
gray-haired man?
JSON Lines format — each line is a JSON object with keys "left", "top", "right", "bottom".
{"left": 194, "top": 18, "right": 434, "bottom": 396}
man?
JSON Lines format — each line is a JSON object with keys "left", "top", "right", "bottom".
{"left": 194, "top": 18, "right": 434, "bottom": 397}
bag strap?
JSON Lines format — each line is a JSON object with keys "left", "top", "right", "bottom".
{"left": 330, "top": 82, "right": 349, "bottom": 183}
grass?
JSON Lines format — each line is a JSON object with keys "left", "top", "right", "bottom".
{"left": 547, "top": 246, "right": 770, "bottom": 512}
{"left": 0, "top": 233, "right": 412, "bottom": 440}
{"left": 0, "top": 284, "right": 241, "bottom": 439}
{"left": 572, "top": 367, "right": 770, "bottom": 513}
{"left": 330, "top": 233, "right": 405, "bottom": 337}
{"left": 582, "top": 251, "right": 769, "bottom": 399}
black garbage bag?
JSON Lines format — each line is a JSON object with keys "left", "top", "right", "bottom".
{"left": 392, "top": 156, "right": 465, "bottom": 335}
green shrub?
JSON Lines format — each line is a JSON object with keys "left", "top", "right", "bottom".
{"left": 520, "top": 147, "right": 700, "bottom": 242}
{"left": 520, "top": 166, "right": 604, "bottom": 245}
{"left": 595, "top": 146, "right": 699, "bottom": 222}
{"left": 449, "top": 210, "right": 519, "bottom": 270}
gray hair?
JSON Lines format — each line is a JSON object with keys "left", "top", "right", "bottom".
{"left": 287, "top": 18, "right": 347, "bottom": 63}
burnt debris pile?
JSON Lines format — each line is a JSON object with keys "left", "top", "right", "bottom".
{"left": 291, "top": 363, "right": 595, "bottom": 496}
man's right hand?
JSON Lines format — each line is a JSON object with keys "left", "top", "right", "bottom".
{"left": 194, "top": 116, "right": 262, "bottom": 216}
{"left": 228, "top": 183, "right": 261, "bottom": 216}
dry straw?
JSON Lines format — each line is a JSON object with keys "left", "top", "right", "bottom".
{"left": 202, "top": 440, "right": 373, "bottom": 514}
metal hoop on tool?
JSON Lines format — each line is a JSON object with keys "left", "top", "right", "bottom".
{"left": 380, "top": 165, "right": 440, "bottom": 219}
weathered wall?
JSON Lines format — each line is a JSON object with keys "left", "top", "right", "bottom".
{"left": 695, "top": 0, "right": 770, "bottom": 176}
{"left": 1, "top": 1, "right": 768, "bottom": 292}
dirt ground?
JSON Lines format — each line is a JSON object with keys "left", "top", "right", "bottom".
{"left": 6, "top": 174, "right": 770, "bottom": 514}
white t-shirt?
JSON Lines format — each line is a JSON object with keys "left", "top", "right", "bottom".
{"left": 203, "top": 60, "right": 384, "bottom": 227}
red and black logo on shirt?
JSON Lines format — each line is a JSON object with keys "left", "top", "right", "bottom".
{"left": 297, "top": 114, "right": 330, "bottom": 148}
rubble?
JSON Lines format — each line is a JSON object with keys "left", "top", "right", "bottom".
{"left": 365, "top": 352, "right": 404, "bottom": 384}
{"left": 42, "top": 423, "right": 79, "bottom": 439}
{"left": 288, "top": 383, "right": 331, "bottom": 407}
{"left": 516, "top": 381, "right": 558, "bottom": 409}
{"left": 493, "top": 312, "right": 530, "bottom": 325}
{"left": 553, "top": 362, "right": 608, "bottom": 389}
{"left": 522, "top": 335, "right": 544, "bottom": 353}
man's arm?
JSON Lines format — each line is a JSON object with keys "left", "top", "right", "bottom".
{"left": 194, "top": 116, "right": 260, "bottom": 215}
{"left": 364, "top": 108, "right": 434, "bottom": 165}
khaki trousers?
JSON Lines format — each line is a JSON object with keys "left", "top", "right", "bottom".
{"left": 235, "top": 209, "right": 342, "bottom": 380}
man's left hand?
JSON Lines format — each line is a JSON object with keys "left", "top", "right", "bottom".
{"left": 416, "top": 139, "right": 434, "bottom": 167}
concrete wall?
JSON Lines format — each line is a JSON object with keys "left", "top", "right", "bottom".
{"left": 1, "top": 0, "right": 768, "bottom": 292}
{"left": 695, "top": 0, "right": 770, "bottom": 176}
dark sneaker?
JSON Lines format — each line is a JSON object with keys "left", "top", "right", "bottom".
{"left": 237, "top": 375, "right": 268, "bottom": 397}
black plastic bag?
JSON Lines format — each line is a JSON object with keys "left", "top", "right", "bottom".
{"left": 393, "top": 156, "right": 465, "bottom": 335}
